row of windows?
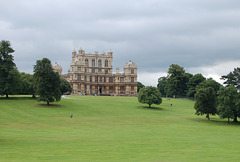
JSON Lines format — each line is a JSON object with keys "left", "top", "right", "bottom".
{"left": 90, "top": 69, "right": 108, "bottom": 74}
{"left": 76, "top": 75, "right": 135, "bottom": 83}
{"left": 120, "top": 77, "right": 134, "bottom": 82}
{"left": 77, "top": 75, "right": 114, "bottom": 83}
{"left": 77, "top": 85, "right": 135, "bottom": 91}
{"left": 85, "top": 59, "right": 109, "bottom": 67}
{"left": 77, "top": 67, "right": 108, "bottom": 74}
{"left": 76, "top": 66, "right": 135, "bottom": 75}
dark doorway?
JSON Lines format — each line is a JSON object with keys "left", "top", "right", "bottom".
{"left": 99, "top": 87, "right": 102, "bottom": 94}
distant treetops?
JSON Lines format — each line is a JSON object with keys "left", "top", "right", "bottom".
{"left": 157, "top": 64, "right": 221, "bottom": 98}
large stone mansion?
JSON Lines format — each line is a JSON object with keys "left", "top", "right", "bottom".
{"left": 53, "top": 48, "right": 137, "bottom": 96}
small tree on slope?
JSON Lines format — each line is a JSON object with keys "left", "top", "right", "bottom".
{"left": 138, "top": 86, "right": 162, "bottom": 108}
{"left": 194, "top": 87, "right": 217, "bottom": 120}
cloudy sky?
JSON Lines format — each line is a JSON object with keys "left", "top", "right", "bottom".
{"left": 1, "top": 0, "right": 240, "bottom": 86}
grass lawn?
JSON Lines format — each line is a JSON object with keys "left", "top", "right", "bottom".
{"left": 0, "top": 95, "right": 240, "bottom": 161}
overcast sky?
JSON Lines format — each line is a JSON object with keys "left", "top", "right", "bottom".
{"left": 1, "top": 0, "right": 240, "bottom": 86}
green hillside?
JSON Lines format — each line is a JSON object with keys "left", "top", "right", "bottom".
{"left": 0, "top": 96, "right": 240, "bottom": 161}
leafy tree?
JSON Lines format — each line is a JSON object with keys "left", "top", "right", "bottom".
{"left": 196, "top": 78, "right": 222, "bottom": 94}
{"left": 183, "top": 73, "right": 193, "bottom": 95}
{"left": 137, "top": 81, "right": 145, "bottom": 93}
{"left": 217, "top": 85, "right": 240, "bottom": 123}
{"left": 60, "top": 78, "right": 72, "bottom": 95}
{"left": 0, "top": 40, "right": 21, "bottom": 98}
{"left": 20, "top": 72, "right": 35, "bottom": 97}
{"left": 165, "top": 64, "right": 190, "bottom": 97}
{"left": 187, "top": 74, "right": 206, "bottom": 97}
{"left": 33, "top": 58, "right": 62, "bottom": 105}
{"left": 194, "top": 87, "right": 217, "bottom": 120}
{"left": 157, "top": 76, "right": 167, "bottom": 96}
{"left": 221, "top": 67, "right": 240, "bottom": 89}
{"left": 138, "top": 86, "right": 162, "bottom": 108}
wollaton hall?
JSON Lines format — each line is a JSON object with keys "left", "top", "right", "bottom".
{"left": 53, "top": 48, "right": 137, "bottom": 96}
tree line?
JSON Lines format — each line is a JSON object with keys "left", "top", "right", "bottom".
{"left": 0, "top": 40, "right": 71, "bottom": 105}
{"left": 156, "top": 64, "right": 221, "bottom": 98}
{"left": 137, "top": 64, "right": 240, "bottom": 123}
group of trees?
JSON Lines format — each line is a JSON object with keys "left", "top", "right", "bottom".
{"left": 137, "top": 64, "right": 223, "bottom": 110}
{"left": 157, "top": 64, "right": 221, "bottom": 98}
{"left": 0, "top": 40, "right": 71, "bottom": 105}
{"left": 195, "top": 68, "right": 240, "bottom": 123}
{"left": 140, "top": 64, "right": 240, "bottom": 123}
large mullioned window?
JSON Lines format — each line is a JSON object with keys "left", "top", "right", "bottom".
{"left": 85, "top": 59, "right": 89, "bottom": 66}
{"left": 92, "top": 59, "right": 95, "bottom": 67}
{"left": 105, "top": 60, "right": 108, "bottom": 67}
{"left": 98, "top": 59, "right": 102, "bottom": 67}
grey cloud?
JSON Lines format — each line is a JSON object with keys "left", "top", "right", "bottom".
{"left": 1, "top": 0, "right": 240, "bottom": 85}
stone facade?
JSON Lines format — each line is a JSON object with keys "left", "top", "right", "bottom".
{"left": 61, "top": 48, "right": 137, "bottom": 96}
{"left": 52, "top": 62, "right": 62, "bottom": 75}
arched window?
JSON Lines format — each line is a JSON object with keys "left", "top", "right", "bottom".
{"left": 85, "top": 58, "right": 88, "bottom": 66}
{"left": 105, "top": 60, "right": 108, "bottom": 67}
{"left": 98, "top": 59, "right": 102, "bottom": 67}
{"left": 92, "top": 59, "right": 95, "bottom": 67}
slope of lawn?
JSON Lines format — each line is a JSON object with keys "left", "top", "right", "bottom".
{"left": 0, "top": 95, "right": 240, "bottom": 161}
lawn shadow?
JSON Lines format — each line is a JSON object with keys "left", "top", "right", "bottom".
{"left": 188, "top": 117, "right": 240, "bottom": 126}
{"left": 35, "top": 103, "right": 62, "bottom": 108}
{"left": 137, "top": 106, "right": 164, "bottom": 111}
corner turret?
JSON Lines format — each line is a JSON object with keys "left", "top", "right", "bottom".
{"left": 124, "top": 60, "right": 137, "bottom": 75}
{"left": 52, "top": 62, "right": 62, "bottom": 75}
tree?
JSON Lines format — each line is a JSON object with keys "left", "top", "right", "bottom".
{"left": 221, "top": 67, "right": 240, "bottom": 89}
{"left": 138, "top": 86, "right": 162, "bottom": 108}
{"left": 183, "top": 73, "right": 193, "bottom": 95}
{"left": 19, "top": 72, "right": 35, "bottom": 98}
{"left": 194, "top": 87, "right": 217, "bottom": 120}
{"left": 0, "top": 40, "right": 21, "bottom": 98}
{"left": 137, "top": 82, "right": 145, "bottom": 93}
{"left": 157, "top": 76, "right": 167, "bottom": 96}
{"left": 165, "top": 64, "right": 190, "bottom": 97}
{"left": 217, "top": 85, "right": 240, "bottom": 123}
{"left": 196, "top": 78, "right": 222, "bottom": 94}
{"left": 60, "top": 77, "right": 72, "bottom": 95}
{"left": 187, "top": 74, "right": 206, "bottom": 97}
{"left": 33, "top": 58, "right": 62, "bottom": 105}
